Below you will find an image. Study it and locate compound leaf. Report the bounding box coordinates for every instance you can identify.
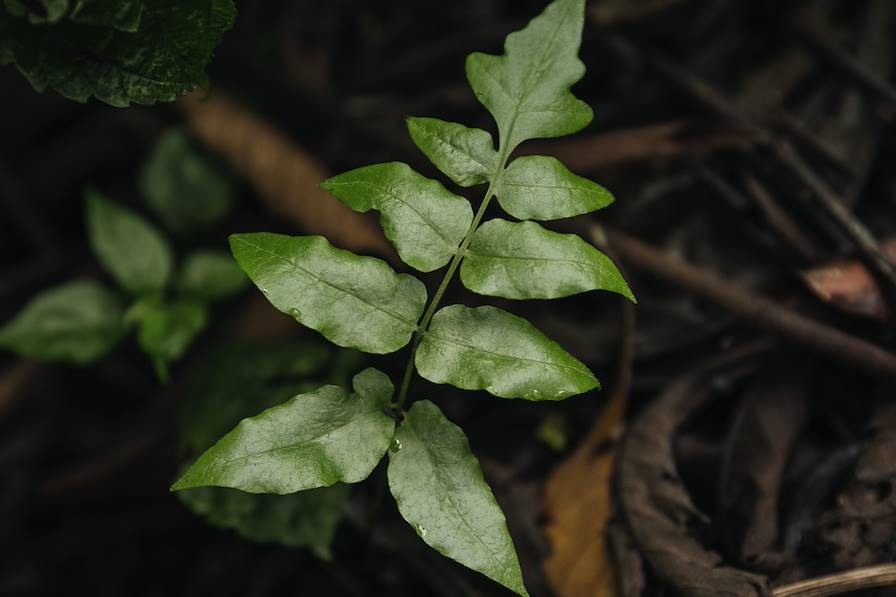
[139,129,235,234]
[406,117,498,187]
[322,162,473,272]
[497,156,614,220]
[132,298,207,381]
[465,0,591,153]
[461,219,634,301]
[3,0,235,106]
[388,400,528,596]
[416,304,598,400]
[0,280,125,364]
[86,190,173,296]
[171,368,396,494]
[178,251,248,301]
[230,233,426,354]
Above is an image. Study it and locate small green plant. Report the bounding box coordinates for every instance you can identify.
[0,0,235,106]
[171,0,634,594]
[0,130,245,379]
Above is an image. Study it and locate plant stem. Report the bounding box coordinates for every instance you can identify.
[393,156,508,409]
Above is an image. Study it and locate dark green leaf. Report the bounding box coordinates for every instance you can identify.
[70,0,143,31]
[86,190,173,295]
[3,0,235,106]
[178,343,349,559]
[465,0,590,153]
[230,233,426,354]
[416,304,598,400]
[388,400,528,596]
[0,280,124,364]
[171,368,397,494]
[179,485,349,560]
[461,219,634,301]
[497,156,614,220]
[133,299,207,381]
[178,251,248,301]
[406,117,498,187]
[321,162,473,272]
[139,129,235,233]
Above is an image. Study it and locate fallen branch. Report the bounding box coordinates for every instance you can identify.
[598,228,896,378]
[772,564,896,597]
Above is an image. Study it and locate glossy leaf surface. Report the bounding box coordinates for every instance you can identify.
[465,0,591,153]
[172,368,396,494]
[178,251,248,301]
[462,219,634,301]
[0,281,124,364]
[497,156,614,220]
[322,162,473,272]
[86,191,173,295]
[388,401,528,596]
[416,305,598,400]
[406,117,498,187]
[230,233,426,354]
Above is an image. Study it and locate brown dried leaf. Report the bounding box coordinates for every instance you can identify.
[543,304,634,597]
[801,239,896,322]
[177,91,393,258]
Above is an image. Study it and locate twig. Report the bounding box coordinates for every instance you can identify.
[774,142,896,292]
[794,22,896,106]
[741,173,821,263]
[772,564,896,597]
[599,228,896,379]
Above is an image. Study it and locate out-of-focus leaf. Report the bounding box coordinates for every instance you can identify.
[388,400,528,596]
[139,129,235,233]
[416,304,598,400]
[462,219,634,300]
[0,281,124,364]
[70,0,143,31]
[322,162,473,272]
[171,368,396,494]
[85,190,173,295]
[178,251,248,301]
[465,0,591,153]
[179,484,349,560]
[133,299,207,381]
[230,233,426,354]
[406,117,498,187]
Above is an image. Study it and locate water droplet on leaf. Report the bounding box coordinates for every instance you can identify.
[390,438,402,453]
[288,308,302,320]
[415,524,427,538]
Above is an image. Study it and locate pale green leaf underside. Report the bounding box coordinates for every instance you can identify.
[178,251,248,301]
[465,0,591,153]
[86,190,173,295]
[497,155,614,220]
[3,0,235,106]
[172,368,396,494]
[322,162,473,272]
[388,401,528,596]
[0,280,124,364]
[416,304,598,400]
[462,219,635,301]
[230,233,426,354]
[406,117,498,187]
[178,484,348,560]
[140,129,235,233]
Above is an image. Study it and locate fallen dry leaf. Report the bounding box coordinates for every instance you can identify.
[542,304,634,597]
[801,239,896,321]
[178,91,393,259]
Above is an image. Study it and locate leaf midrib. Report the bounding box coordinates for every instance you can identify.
[234,236,417,329]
